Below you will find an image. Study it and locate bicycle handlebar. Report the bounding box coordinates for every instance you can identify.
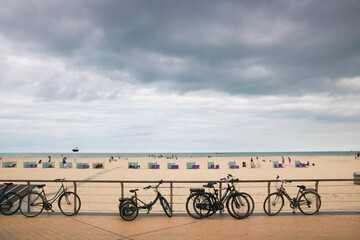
[55,178,66,182]
[276,175,291,184]
[143,180,163,190]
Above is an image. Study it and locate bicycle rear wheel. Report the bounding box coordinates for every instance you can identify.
[298,191,321,215]
[239,192,255,216]
[120,201,138,221]
[186,193,209,219]
[227,193,250,219]
[263,193,284,216]
[193,193,212,218]
[160,197,172,217]
[58,192,81,216]
[20,193,44,217]
[0,192,21,215]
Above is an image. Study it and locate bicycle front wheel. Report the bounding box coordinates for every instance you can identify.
[120,201,138,221]
[298,191,321,215]
[58,192,81,216]
[160,197,172,217]
[20,193,44,217]
[263,193,284,216]
[227,193,250,219]
[0,192,21,215]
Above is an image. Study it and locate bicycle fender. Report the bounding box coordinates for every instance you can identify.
[119,197,132,203]
[190,188,205,193]
[304,188,317,193]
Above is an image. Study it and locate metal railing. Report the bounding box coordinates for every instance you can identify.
[1,178,359,214]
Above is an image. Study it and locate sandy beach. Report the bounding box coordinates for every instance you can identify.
[1,155,359,213]
[1,155,359,180]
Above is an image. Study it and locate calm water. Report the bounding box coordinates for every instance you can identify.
[0,151,358,158]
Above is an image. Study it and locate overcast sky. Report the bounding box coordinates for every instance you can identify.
[0,0,359,153]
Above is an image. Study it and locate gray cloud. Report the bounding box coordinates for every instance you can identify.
[0,0,359,152]
[1,0,359,97]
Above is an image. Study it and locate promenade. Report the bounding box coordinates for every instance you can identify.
[1,212,359,240]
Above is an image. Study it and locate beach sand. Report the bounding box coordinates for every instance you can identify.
[1,155,359,213]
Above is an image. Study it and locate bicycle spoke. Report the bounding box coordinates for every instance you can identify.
[20,193,44,217]
[298,192,321,215]
[58,192,81,216]
[263,193,284,216]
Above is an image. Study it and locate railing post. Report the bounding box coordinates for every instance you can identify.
[267,181,271,213]
[219,182,222,200]
[73,181,77,212]
[73,181,77,195]
[315,180,319,209]
[170,182,173,211]
[121,182,124,198]
[219,182,223,214]
[27,181,31,212]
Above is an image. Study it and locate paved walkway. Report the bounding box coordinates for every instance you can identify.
[1,213,360,240]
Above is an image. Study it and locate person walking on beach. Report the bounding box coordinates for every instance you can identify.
[62,157,67,168]
[288,157,291,164]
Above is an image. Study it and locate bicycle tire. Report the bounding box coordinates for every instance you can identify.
[227,193,250,219]
[160,197,172,217]
[298,191,321,215]
[58,192,81,216]
[0,192,21,215]
[192,193,212,218]
[20,192,44,217]
[186,193,207,219]
[239,192,255,216]
[263,193,284,216]
[203,192,219,217]
[119,201,138,221]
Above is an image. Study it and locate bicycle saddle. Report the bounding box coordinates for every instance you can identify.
[4,183,13,186]
[297,185,306,190]
[130,189,139,193]
[36,184,46,188]
[203,182,217,188]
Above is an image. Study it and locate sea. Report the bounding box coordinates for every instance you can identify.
[0,151,358,159]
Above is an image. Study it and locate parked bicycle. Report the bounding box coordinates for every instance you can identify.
[0,183,21,215]
[119,180,172,221]
[20,178,81,217]
[263,175,321,216]
[186,174,252,219]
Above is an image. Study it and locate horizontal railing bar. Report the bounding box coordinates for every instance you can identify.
[0,178,356,183]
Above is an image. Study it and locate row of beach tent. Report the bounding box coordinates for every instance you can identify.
[128,161,262,169]
[1,161,104,169]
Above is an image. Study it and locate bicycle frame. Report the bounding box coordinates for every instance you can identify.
[130,187,163,213]
[206,183,233,209]
[36,182,67,205]
[276,181,306,207]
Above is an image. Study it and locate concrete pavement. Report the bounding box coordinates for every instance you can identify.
[1,213,360,240]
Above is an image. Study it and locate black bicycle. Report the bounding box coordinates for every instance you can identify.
[119,180,172,221]
[20,178,81,217]
[0,183,21,215]
[186,174,251,219]
[263,175,321,216]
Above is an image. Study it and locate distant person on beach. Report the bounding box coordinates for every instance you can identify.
[282,156,285,164]
[48,156,51,162]
[63,157,67,168]
[288,157,291,163]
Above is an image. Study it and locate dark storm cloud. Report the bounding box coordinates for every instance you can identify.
[1,0,359,96]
